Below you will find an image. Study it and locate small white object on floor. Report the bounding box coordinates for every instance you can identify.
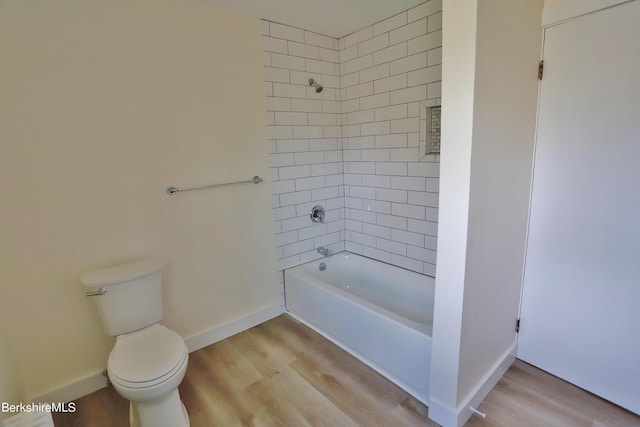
[2,411,55,427]
[469,406,487,418]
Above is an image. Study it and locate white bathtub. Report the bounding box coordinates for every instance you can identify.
[284,251,434,404]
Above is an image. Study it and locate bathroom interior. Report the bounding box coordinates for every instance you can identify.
[1,0,638,426]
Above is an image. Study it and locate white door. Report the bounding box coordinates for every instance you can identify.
[518,0,640,415]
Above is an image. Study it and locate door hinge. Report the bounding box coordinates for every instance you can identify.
[516,318,521,333]
[538,60,544,80]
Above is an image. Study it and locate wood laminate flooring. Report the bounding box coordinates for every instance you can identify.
[53,314,639,426]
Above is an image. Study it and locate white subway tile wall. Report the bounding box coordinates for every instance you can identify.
[263,21,346,282]
[262,0,441,285]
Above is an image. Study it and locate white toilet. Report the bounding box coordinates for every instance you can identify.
[81,259,190,427]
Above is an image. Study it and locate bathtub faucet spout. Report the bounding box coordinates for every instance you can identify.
[317,246,330,257]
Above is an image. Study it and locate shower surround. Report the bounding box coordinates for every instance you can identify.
[263,0,442,297]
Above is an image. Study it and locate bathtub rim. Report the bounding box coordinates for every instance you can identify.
[284,251,434,338]
[309,250,436,279]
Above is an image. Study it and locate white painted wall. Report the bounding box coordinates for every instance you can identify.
[0,0,280,401]
[429,0,477,422]
[0,331,25,421]
[459,0,543,405]
[429,1,543,426]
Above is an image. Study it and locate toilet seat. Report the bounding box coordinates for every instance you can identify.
[108,324,188,389]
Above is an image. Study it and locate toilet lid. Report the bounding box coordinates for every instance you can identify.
[108,325,187,384]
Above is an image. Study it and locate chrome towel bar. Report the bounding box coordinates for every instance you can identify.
[166,175,262,195]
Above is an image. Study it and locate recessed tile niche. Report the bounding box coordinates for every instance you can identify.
[420,102,441,159]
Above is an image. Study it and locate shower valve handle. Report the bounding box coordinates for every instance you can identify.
[310,205,325,224]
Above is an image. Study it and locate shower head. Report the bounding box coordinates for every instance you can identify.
[308,78,323,93]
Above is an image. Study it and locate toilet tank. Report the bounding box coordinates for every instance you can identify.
[81,259,166,336]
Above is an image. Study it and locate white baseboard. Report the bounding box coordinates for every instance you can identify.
[31,371,107,405]
[184,303,283,352]
[456,344,516,426]
[427,398,458,427]
[428,343,516,427]
[31,303,283,404]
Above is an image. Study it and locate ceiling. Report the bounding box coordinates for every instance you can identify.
[206,0,427,39]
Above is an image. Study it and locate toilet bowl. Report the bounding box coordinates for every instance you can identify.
[82,259,190,427]
[108,324,189,427]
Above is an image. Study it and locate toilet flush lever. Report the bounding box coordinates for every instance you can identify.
[85,287,107,297]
